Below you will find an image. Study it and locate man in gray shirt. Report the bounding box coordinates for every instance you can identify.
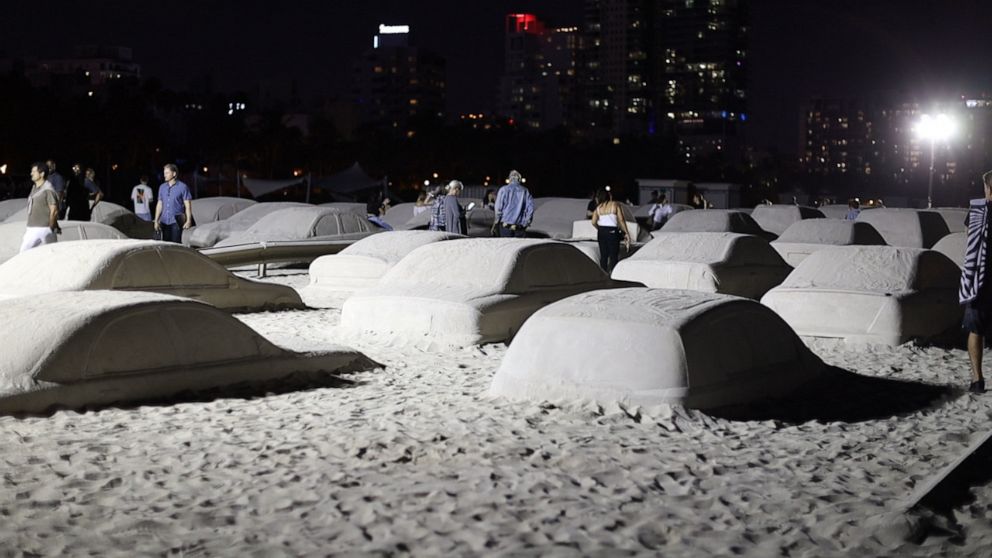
[20,162,60,252]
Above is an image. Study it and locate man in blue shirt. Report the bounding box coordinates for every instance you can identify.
[153,163,193,243]
[493,170,535,238]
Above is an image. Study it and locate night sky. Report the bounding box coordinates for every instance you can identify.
[3,1,992,154]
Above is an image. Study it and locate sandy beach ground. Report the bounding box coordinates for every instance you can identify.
[2,269,992,556]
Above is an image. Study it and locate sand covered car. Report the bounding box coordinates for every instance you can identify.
[191,196,257,225]
[0,291,362,414]
[89,201,156,239]
[749,204,824,236]
[529,198,635,239]
[186,201,311,247]
[304,231,464,298]
[0,239,303,311]
[932,231,965,268]
[855,208,949,248]
[660,209,776,240]
[771,219,886,266]
[611,232,791,299]
[760,246,962,345]
[341,238,629,345]
[0,220,127,264]
[932,207,968,234]
[0,198,27,221]
[491,288,823,410]
[213,206,382,247]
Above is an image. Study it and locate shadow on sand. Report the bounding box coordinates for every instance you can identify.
[710,366,954,424]
[18,354,385,418]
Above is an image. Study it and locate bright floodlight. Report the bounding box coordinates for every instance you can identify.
[914,113,955,141]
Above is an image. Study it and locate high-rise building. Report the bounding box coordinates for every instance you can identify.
[574,0,747,156]
[656,0,748,162]
[352,25,446,136]
[498,15,582,130]
[578,0,656,138]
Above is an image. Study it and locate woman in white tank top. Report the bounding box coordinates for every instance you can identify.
[590,188,631,272]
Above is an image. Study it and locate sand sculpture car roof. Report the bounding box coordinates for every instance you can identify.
[304,231,464,300]
[771,219,886,266]
[490,288,823,410]
[0,198,27,221]
[529,198,635,239]
[186,202,311,247]
[633,202,693,220]
[341,238,626,345]
[660,209,775,240]
[0,291,361,414]
[214,206,382,247]
[854,208,950,248]
[0,239,303,311]
[89,201,155,239]
[931,207,968,234]
[932,232,965,268]
[761,246,962,345]
[815,204,870,220]
[749,204,824,236]
[611,232,791,299]
[191,197,257,225]
[0,220,128,264]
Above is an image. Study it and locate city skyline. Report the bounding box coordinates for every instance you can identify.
[2,1,992,154]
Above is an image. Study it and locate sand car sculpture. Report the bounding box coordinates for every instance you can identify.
[749,204,824,236]
[191,196,257,225]
[611,232,792,299]
[0,198,27,222]
[0,291,362,414]
[491,288,824,410]
[770,219,886,267]
[932,232,965,268]
[213,206,382,247]
[341,238,630,345]
[304,231,464,300]
[0,220,127,264]
[660,209,776,241]
[186,201,311,247]
[932,207,968,235]
[0,239,303,311]
[529,198,635,239]
[760,246,962,346]
[855,208,949,248]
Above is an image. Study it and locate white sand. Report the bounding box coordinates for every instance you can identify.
[0,268,990,555]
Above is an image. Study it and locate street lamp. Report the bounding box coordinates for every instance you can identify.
[913,113,955,208]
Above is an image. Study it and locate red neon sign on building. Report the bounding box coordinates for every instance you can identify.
[506,13,545,34]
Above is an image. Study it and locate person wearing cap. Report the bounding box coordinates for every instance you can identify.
[493,170,535,238]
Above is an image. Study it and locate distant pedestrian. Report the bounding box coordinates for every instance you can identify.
[960,170,992,393]
[591,188,631,272]
[131,175,154,221]
[84,168,103,213]
[153,164,192,243]
[428,186,447,231]
[441,180,466,235]
[45,159,65,217]
[65,163,102,221]
[493,170,535,238]
[845,199,861,220]
[649,194,673,231]
[20,162,60,252]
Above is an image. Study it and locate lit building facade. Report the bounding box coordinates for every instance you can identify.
[352,25,446,135]
[498,15,582,130]
[802,95,992,204]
